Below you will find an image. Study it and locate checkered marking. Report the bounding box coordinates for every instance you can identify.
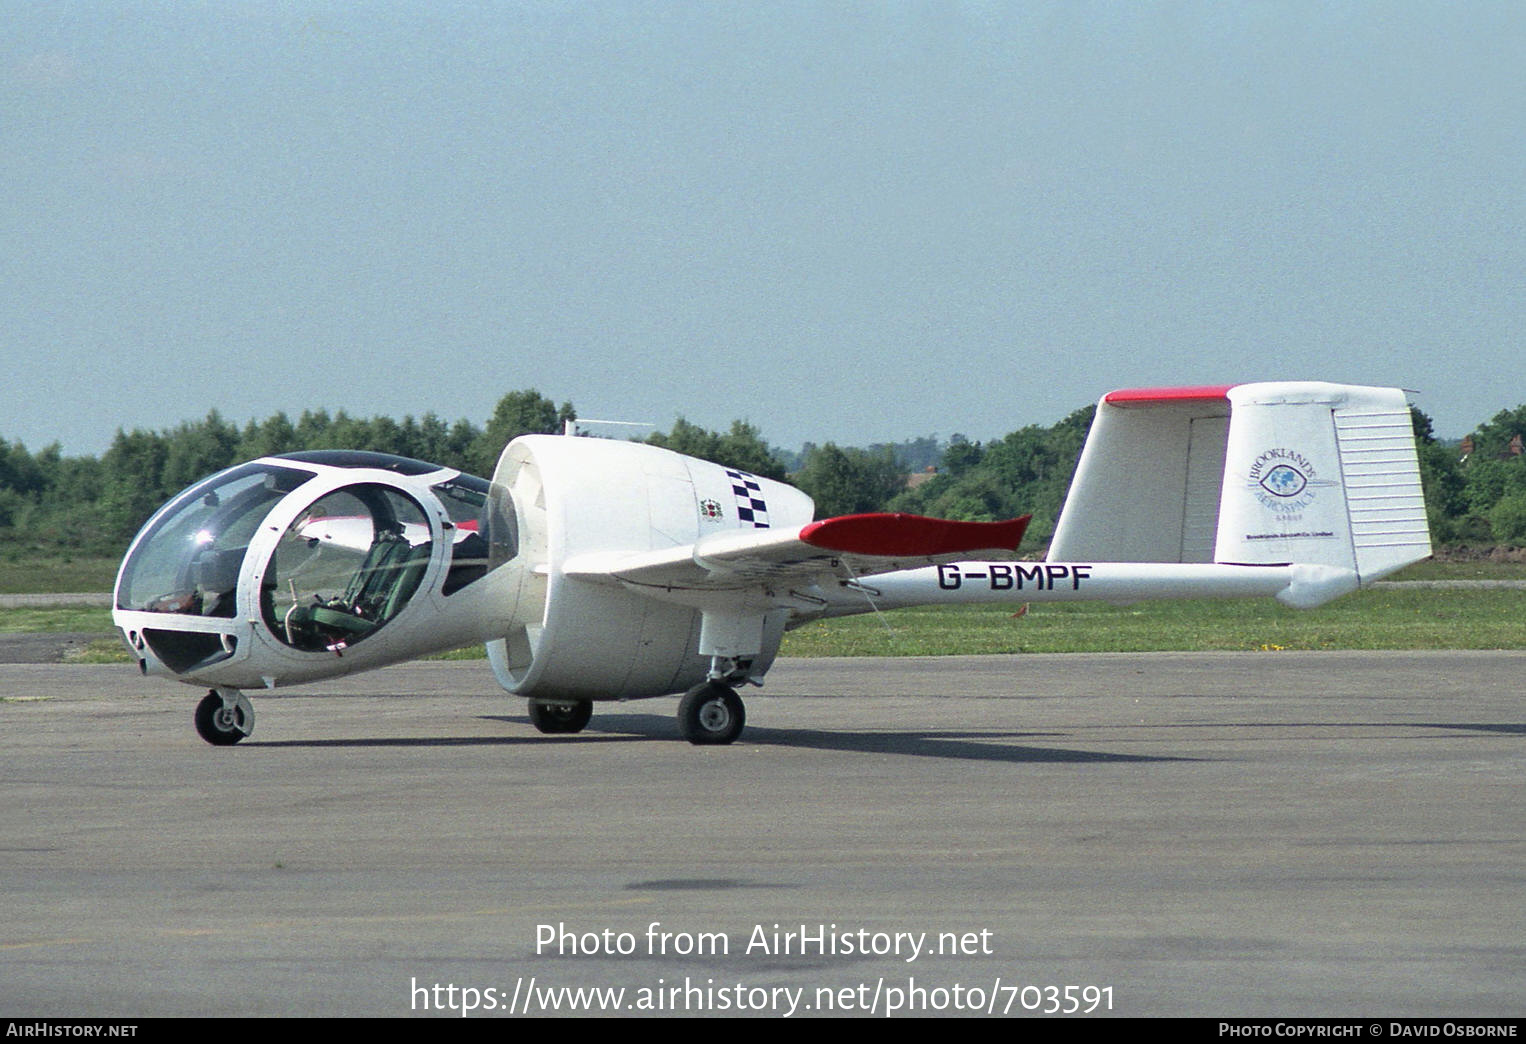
[726,468,770,528]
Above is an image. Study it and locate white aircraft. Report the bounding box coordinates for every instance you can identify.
[113,381,1431,747]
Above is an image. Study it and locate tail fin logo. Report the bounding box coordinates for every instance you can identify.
[1259,463,1308,498]
[1246,448,1336,517]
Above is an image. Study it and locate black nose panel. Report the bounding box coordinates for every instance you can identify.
[141,629,237,674]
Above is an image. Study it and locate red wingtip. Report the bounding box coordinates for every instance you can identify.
[800,513,1030,557]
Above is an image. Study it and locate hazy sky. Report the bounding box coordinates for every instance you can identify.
[4,1,1523,458]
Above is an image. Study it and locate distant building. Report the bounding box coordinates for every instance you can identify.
[1458,433,1523,462]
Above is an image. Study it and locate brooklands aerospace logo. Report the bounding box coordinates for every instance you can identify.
[1261,463,1307,498]
[1246,448,1332,515]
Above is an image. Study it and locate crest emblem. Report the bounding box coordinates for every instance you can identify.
[699,498,724,522]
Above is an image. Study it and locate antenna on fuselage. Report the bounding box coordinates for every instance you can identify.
[563,418,655,438]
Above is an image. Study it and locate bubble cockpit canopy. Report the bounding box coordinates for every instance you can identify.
[116,452,516,673]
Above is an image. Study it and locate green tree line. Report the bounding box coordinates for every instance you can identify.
[2,391,1524,558]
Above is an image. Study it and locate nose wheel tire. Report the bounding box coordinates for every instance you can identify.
[528,700,593,734]
[677,682,745,745]
[194,689,253,746]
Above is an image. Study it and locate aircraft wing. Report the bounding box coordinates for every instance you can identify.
[561,513,1030,593]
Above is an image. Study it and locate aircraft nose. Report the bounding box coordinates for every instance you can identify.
[114,460,320,680]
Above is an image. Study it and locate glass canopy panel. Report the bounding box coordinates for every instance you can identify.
[261,483,434,651]
[431,474,515,595]
[117,462,316,618]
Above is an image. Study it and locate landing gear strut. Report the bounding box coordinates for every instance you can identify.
[194,688,254,746]
[528,700,593,734]
[677,682,746,745]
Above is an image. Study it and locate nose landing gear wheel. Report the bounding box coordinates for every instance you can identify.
[528,700,593,734]
[677,682,745,745]
[194,689,253,746]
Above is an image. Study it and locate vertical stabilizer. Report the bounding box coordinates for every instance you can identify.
[1048,386,1233,564]
[1214,382,1430,582]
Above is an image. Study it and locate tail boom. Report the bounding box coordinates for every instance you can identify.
[851,560,1360,611]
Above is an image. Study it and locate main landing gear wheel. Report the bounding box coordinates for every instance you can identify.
[194,689,253,746]
[677,682,746,746]
[528,700,593,735]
